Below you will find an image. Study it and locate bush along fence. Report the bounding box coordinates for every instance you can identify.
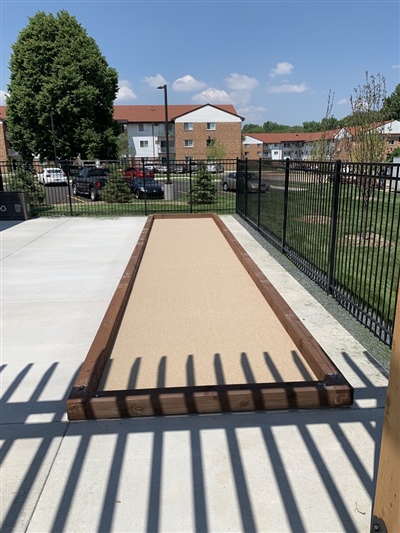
[0,159,238,217]
[237,158,400,346]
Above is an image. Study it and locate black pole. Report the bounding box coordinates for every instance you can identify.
[282,158,290,254]
[164,86,171,184]
[327,159,341,294]
[50,111,58,163]
[158,85,171,184]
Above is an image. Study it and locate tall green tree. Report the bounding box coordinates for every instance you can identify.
[6,10,119,161]
[382,83,400,121]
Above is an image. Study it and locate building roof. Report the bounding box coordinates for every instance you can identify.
[113,104,242,123]
[0,103,241,124]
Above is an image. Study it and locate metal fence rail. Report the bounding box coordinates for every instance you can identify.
[0,159,237,217]
[237,158,400,346]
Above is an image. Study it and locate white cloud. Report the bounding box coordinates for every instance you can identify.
[142,74,167,89]
[172,75,207,92]
[229,91,252,106]
[115,80,137,102]
[237,105,267,123]
[225,73,259,92]
[192,87,230,104]
[267,83,310,94]
[269,62,294,78]
[337,98,348,105]
[0,90,9,105]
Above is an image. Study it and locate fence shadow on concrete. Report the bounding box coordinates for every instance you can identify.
[0,353,386,533]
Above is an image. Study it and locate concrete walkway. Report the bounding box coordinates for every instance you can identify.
[1,215,388,532]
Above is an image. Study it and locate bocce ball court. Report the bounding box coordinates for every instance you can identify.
[66,214,353,420]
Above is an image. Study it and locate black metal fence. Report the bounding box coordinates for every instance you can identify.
[237,158,400,346]
[2,156,400,346]
[0,159,238,217]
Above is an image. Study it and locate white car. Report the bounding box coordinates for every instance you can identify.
[38,167,68,185]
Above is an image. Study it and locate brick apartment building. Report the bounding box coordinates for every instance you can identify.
[113,103,244,163]
[243,121,400,162]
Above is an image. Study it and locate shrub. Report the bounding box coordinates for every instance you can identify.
[101,171,131,203]
[6,168,46,206]
[187,163,217,204]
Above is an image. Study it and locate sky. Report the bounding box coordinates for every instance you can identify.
[0,0,399,126]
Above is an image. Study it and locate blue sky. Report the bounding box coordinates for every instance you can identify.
[0,0,399,126]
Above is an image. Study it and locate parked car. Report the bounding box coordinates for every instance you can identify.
[123,167,154,179]
[171,164,185,174]
[207,163,224,173]
[72,167,110,201]
[221,172,269,192]
[129,178,164,199]
[37,167,68,185]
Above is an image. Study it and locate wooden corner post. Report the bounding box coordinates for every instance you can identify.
[371,284,400,532]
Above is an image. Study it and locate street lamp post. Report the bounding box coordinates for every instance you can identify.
[157,84,171,185]
[50,111,58,164]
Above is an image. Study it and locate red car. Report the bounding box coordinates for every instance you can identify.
[122,166,154,179]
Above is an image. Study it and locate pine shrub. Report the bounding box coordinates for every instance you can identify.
[187,163,217,204]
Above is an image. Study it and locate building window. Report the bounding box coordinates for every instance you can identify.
[245,144,249,147]
[244,151,249,157]
[140,140,149,148]
[139,123,147,132]
[206,137,215,146]
[207,122,216,130]
[185,139,193,147]
[184,123,193,131]
[257,151,262,156]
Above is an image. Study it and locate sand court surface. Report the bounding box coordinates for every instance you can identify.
[99,217,316,390]
[67,214,353,419]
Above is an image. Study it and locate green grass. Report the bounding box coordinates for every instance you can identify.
[240,181,400,333]
[33,192,236,217]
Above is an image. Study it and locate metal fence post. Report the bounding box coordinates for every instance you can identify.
[327,159,341,294]
[141,157,148,215]
[281,158,290,254]
[257,158,262,229]
[188,160,193,213]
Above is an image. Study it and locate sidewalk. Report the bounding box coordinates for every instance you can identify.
[1,215,388,532]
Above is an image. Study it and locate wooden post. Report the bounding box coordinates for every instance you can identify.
[371,285,400,532]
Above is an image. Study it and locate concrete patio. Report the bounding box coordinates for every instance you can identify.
[1,215,389,532]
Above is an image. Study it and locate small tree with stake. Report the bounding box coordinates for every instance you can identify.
[100,171,131,203]
[187,163,217,205]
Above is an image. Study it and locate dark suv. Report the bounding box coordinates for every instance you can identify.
[72,167,110,201]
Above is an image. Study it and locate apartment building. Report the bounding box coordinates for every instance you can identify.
[243,121,400,162]
[113,103,243,163]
